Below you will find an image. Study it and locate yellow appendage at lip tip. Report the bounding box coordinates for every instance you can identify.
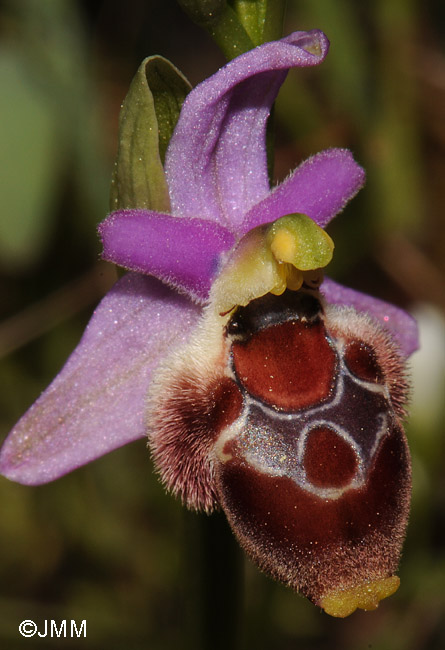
[320,576,400,618]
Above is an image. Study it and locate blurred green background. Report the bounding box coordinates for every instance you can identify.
[0,1,444,648]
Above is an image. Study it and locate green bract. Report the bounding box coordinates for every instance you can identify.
[110,56,191,212]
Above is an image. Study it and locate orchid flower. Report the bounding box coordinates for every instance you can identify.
[0,30,418,617]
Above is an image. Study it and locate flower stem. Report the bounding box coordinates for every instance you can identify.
[177,0,288,60]
[184,509,244,650]
[230,0,287,45]
[176,0,255,60]
[262,0,287,43]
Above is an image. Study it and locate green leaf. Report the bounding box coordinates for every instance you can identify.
[110,56,191,213]
[2,0,112,243]
[0,47,62,271]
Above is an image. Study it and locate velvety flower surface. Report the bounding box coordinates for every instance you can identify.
[0,30,419,616]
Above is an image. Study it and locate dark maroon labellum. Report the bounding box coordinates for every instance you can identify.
[149,288,411,615]
[217,290,411,612]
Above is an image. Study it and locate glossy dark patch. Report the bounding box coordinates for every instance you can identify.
[226,290,322,339]
[231,374,391,488]
[303,427,358,488]
[150,375,243,512]
[231,319,337,411]
[168,375,243,441]
[217,425,411,602]
[344,341,384,384]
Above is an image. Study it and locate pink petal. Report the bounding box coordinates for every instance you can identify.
[321,277,419,357]
[99,210,235,303]
[166,30,329,230]
[0,274,202,485]
[240,149,365,234]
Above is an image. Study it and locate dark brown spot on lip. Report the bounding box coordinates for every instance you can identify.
[231,320,337,411]
[210,376,245,432]
[221,428,408,551]
[303,426,358,488]
[344,340,384,384]
[216,425,411,602]
[149,374,243,512]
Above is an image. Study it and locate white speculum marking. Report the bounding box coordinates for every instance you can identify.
[213,337,394,501]
[295,413,388,500]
